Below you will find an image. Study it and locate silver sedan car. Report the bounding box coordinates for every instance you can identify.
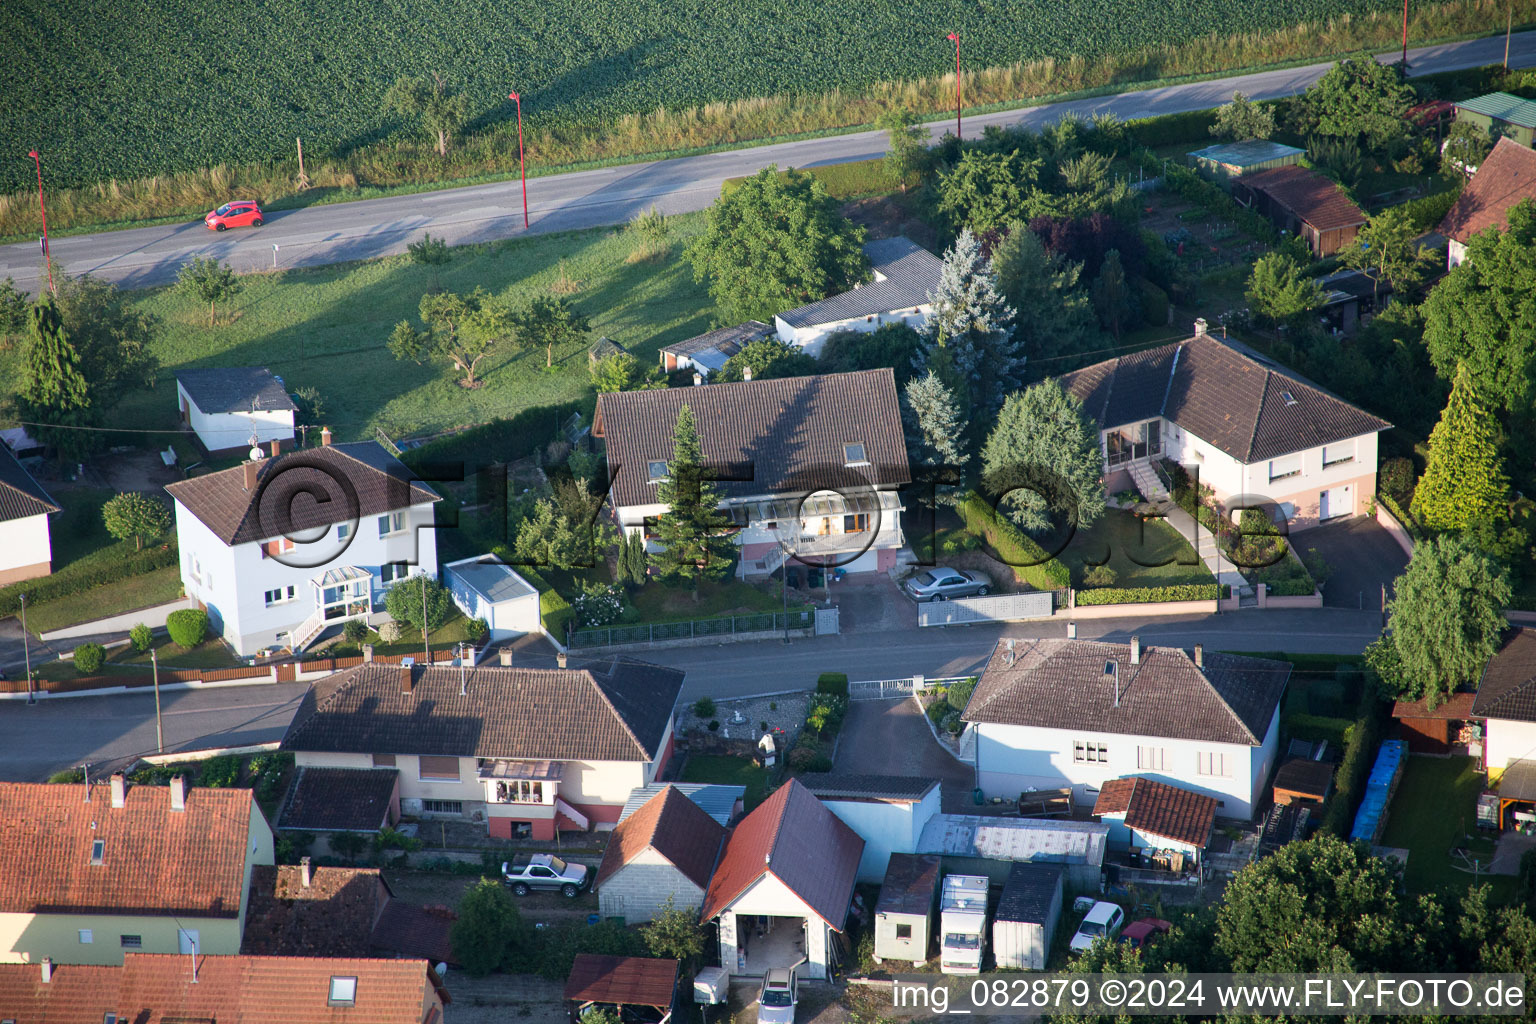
[903,567,991,602]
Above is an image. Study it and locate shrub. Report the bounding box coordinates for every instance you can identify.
[816,673,848,698]
[788,747,832,772]
[328,831,370,862]
[464,617,490,644]
[378,620,405,643]
[72,642,106,674]
[1379,456,1415,504]
[1075,584,1222,605]
[198,754,242,788]
[1082,564,1118,588]
[571,581,626,627]
[129,622,153,652]
[708,720,720,732]
[1138,279,1169,327]
[1396,183,1464,233]
[165,608,209,648]
[955,492,1070,591]
[926,699,949,725]
[946,677,976,714]
[806,693,848,736]
[692,697,716,719]
[342,619,369,643]
[0,543,178,618]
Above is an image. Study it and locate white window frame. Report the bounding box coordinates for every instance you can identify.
[377,511,407,537]
[1137,746,1167,771]
[1197,751,1232,777]
[379,560,410,585]
[844,442,869,467]
[1322,440,1356,467]
[1072,740,1109,764]
[647,460,668,483]
[1268,453,1302,482]
[78,929,93,944]
[90,839,105,865]
[264,584,296,607]
[328,976,358,1007]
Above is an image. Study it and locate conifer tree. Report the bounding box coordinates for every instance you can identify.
[649,405,736,597]
[915,229,1021,421]
[15,296,94,461]
[1412,364,1510,531]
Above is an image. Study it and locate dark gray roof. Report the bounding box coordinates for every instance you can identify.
[0,442,59,523]
[279,767,399,832]
[776,237,942,329]
[446,559,537,604]
[1317,268,1390,305]
[660,321,772,358]
[176,367,298,414]
[1059,333,1391,463]
[875,853,941,916]
[995,862,1064,924]
[964,639,1291,746]
[1472,628,1536,724]
[798,773,938,803]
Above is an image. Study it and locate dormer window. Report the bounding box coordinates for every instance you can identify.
[843,443,868,467]
[90,839,104,866]
[647,461,669,483]
[1281,391,1298,406]
[328,976,358,1007]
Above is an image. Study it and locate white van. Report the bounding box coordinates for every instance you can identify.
[1069,901,1125,954]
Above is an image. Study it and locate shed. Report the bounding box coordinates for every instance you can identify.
[1188,140,1305,182]
[916,814,1107,889]
[992,862,1064,971]
[1454,92,1536,148]
[1392,691,1483,756]
[1092,777,1216,868]
[659,321,771,377]
[620,782,745,827]
[1272,757,1336,806]
[595,785,725,923]
[443,555,541,640]
[1236,165,1368,255]
[589,336,627,365]
[873,853,940,965]
[565,954,679,1022]
[175,366,298,455]
[798,773,941,882]
[1316,267,1392,336]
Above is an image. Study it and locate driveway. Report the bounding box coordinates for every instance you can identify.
[834,696,974,813]
[830,575,914,633]
[1295,516,1410,610]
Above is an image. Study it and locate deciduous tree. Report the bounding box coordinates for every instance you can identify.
[389,288,515,387]
[450,879,525,977]
[1413,364,1510,531]
[875,107,927,189]
[1246,251,1326,324]
[512,480,614,570]
[510,294,590,370]
[1210,91,1277,140]
[177,255,242,327]
[935,149,1042,233]
[50,269,158,410]
[818,323,922,387]
[383,573,455,637]
[590,352,664,393]
[649,405,737,596]
[642,896,708,965]
[916,229,1022,420]
[990,223,1103,372]
[981,380,1105,533]
[714,337,816,383]
[384,73,469,157]
[1342,206,1439,294]
[1295,53,1414,150]
[102,492,171,550]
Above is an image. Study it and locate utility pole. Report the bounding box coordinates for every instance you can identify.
[1402,0,1410,65]
[295,137,311,190]
[151,647,164,754]
[1506,4,1514,68]
[21,593,32,705]
[421,576,431,663]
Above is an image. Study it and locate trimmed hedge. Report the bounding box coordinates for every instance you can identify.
[0,544,178,619]
[1128,109,1218,147]
[816,672,849,698]
[1396,183,1463,233]
[1377,493,1424,542]
[1320,683,1389,838]
[165,608,209,648]
[955,492,1070,591]
[401,398,593,472]
[1075,583,1222,606]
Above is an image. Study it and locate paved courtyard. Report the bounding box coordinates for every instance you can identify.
[834,696,974,812]
[1295,516,1410,610]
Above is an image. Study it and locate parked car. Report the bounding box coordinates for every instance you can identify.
[1069,901,1125,953]
[501,853,589,897]
[756,966,798,1024]
[903,566,991,602]
[1120,918,1172,949]
[204,200,264,231]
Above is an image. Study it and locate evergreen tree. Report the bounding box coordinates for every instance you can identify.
[903,371,969,472]
[981,380,1106,533]
[15,296,94,462]
[990,223,1103,373]
[1089,248,1131,340]
[1412,364,1510,531]
[617,530,648,586]
[649,405,737,596]
[915,229,1021,421]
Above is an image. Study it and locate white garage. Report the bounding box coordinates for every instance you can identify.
[444,556,541,641]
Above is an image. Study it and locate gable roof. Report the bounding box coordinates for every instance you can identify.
[1242,165,1369,231]
[1092,777,1218,849]
[1059,332,1391,463]
[0,780,257,919]
[797,773,938,803]
[995,861,1064,924]
[281,659,684,762]
[0,440,60,523]
[595,785,725,889]
[620,782,745,826]
[1187,139,1305,169]
[1471,628,1536,723]
[165,442,439,546]
[279,767,399,832]
[700,778,864,927]
[595,369,909,508]
[370,900,458,965]
[964,639,1290,746]
[777,236,943,329]
[241,865,390,957]
[1439,137,1536,243]
[176,366,299,415]
[1456,91,1536,129]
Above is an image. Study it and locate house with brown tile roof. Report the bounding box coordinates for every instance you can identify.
[595,785,725,924]
[594,369,910,578]
[280,658,685,841]
[0,774,274,966]
[701,778,864,980]
[964,636,1291,820]
[241,862,392,958]
[1471,627,1536,780]
[165,436,441,656]
[1059,323,1390,531]
[0,440,60,586]
[1235,164,1368,255]
[1092,777,1218,865]
[1439,137,1536,267]
[0,952,448,1023]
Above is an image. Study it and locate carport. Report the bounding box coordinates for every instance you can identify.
[1297,516,1409,609]
[565,954,679,1024]
[1498,760,1536,832]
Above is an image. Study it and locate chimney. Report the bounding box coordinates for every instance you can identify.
[692,372,703,387]
[400,660,415,694]
[320,426,333,446]
[41,958,53,984]
[169,774,187,812]
[1194,643,1204,669]
[242,460,260,492]
[270,438,281,457]
[1130,635,1141,665]
[301,856,313,888]
[742,365,753,382]
[1193,317,1208,337]
[556,651,568,669]
[499,649,514,667]
[1067,622,1077,639]
[362,643,374,663]
[109,773,126,809]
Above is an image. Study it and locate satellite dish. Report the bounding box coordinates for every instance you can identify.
[249,446,265,461]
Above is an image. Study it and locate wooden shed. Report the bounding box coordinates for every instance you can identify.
[1392,692,1483,756]
[565,954,679,1021]
[873,853,940,965]
[1235,165,1368,256]
[1272,757,1336,806]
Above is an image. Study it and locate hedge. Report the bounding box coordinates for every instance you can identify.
[1284,712,1354,750]
[816,672,849,698]
[518,567,573,639]
[1320,683,1389,838]
[955,492,1070,591]
[1264,578,1317,597]
[0,544,178,619]
[1396,182,1463,233]
[401,398,593,472]
[1075,583,1222,606]
[1377,492,1424,542]
[1128,109,1218,148]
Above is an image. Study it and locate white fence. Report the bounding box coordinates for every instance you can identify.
[847,675,971,700]
[917,591,1055,627]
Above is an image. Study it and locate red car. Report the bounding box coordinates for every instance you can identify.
[204,200,264,231]
[1120,918,1172,950]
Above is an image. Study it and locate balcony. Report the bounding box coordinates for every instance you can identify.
[479,760,562,805]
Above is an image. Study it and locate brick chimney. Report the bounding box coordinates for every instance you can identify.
[320,426,333,446]
[169,774,187,812]
[301,856,313,888]
[1130,635,1141,666]
[41,958,53,984]
[242,460,260,492]
[270,438,281,457]
[499,649,513,667]
[556,651,568,669]
[1193,317,1208,337]
[109,773,126,809]
[1194,643,1204,669]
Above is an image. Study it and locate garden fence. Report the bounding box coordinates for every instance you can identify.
[568,608,814,649]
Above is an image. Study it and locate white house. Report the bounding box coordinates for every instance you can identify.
[595,369,911,577]
[1472,627,1536,779]
[1091,776,1217,868]
[175,367,298,455]
[595,785,725,923]
[658,321,773,378]
[1060,323,1391,531]
[279,657,685,840]
[702,778,864,980]
[774,237,942,356]
[0,442,59,585]
[963,637,1291,820]
[165,438,439,656]
[798,773,940,882]
[1438,137,1536,268]
[443,556,541,641]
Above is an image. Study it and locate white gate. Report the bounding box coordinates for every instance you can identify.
[918,590,1055,627]
[815,606,840,635]
[847,674,972,700]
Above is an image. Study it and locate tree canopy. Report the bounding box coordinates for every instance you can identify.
[590,352,664,393]
[383,573,456,636]
[875,106,927,189]
[1413,364,1510,531]
[903,370,969,474]
[177,255,242,328]
[650,405,737,594]
[990,223,1103,373]
[389,287,516,387]
[450,878,526,977]
[102,492,171,550]
[818,323,922,387]
[15,296,95,462]
[384,73,470,157]
[1342,206,1440,294]
[1295,52,1414,150]
[714,336,817,383]
[981,379,1105,534]
[513,480,615,570]
[916,229,1022,421]
[1210,92,1276,141]
[50,269,158,408]
[934,149,1042,234]
[1246,250,1326,324]
[510,295,590,370]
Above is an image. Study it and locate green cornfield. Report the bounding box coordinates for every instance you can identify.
[3,0,1420,192]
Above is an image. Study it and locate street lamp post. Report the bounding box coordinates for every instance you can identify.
[26,151,54,294]
[20,593,32,705]
[1402,0,1410,65]
[151,647,164,754]
[945,34,962,139]
[508,92,529,229]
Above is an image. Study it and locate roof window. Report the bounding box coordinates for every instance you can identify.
[1281,391,1298,406]
[844,442,868,466]
[90,839,104,866]
[647,460,668,482]
[328,976,358,1006]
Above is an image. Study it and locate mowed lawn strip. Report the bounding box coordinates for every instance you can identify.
[1380,755,1514,901]
[1056,508,1215,587]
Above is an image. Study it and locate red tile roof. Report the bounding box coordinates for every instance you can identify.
[1392,691,1482,721]
[371,900,458,965]
[0,962,121,1021]
[564,954,679,1009]
[241,865,391,956]
[1093,777,1217,849]
[1243,165,1368,232]
[1438,137,1536,243]
[0,780,258,917]
[595,784,724,889]
[700,778,864,928]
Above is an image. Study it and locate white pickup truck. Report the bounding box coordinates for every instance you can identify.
[939,874,990,974]
[501,853,589,897]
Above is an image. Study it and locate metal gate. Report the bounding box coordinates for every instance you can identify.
[815,606,840,635]
[848,674,972,700]
[918,590,1055,627]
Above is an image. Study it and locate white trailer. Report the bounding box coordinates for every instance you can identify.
[939,874,989,975]
[992,862,1064,970]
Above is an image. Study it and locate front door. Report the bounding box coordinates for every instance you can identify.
[1319,489,1329,521]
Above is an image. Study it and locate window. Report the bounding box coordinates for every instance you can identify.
[90,839,105,865]
[372,753,397,767]
[1268,453,1302,481]
[421,799,464,815]
[647,460,669,482]
[178,929,200,955]
[843,513,869,533]
[896,923,913,939]
[379,561,409,585]
[265,536,295,557]
[337,522,351,541]
[264,585,296,607]
[1137,746,1167,771]
[1072,741,1109,764]
[378,511,407,537]
[328,976,358,1007]
[495,779,545,803]
[844,442,868,466]
[1280,390,1298,406]
[418,755,461,781]
[120,934,142,949]
[1322,440,1355,467]
[78,929,93,944]
[1197,752,1231,777]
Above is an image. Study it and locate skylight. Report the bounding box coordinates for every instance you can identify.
[844,442,868,466]
[328,976,358,1006]
[647,460,668,482]
[90,839,104,866]
[1281,391,1298,406]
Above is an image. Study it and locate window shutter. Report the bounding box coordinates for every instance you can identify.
[418,755,460,780]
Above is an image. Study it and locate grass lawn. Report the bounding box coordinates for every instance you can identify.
[110,637,242,670]
[15,215,717,444]
[681,754,771,810]
[23,566,184,636]
[1380,756,1515,902]
[628,576,786,623]
[325,612,474,659]
[1054,508,1213,589]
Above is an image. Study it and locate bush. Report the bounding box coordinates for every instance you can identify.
[1137,279,1169,327]
[342,619,369,643]
[129,622,153,653]
[1129,109,1218,147]
[72,642,106,674]
[788,747,833,772]
[535,920,644,981]
[464,617,490,644]
[198,754,242,788]
[806,693,848,736]
[946,677,976,714]
[955,492,1070,591]
[1075,583,1222,605]
[328,830,370,862]
[1396,183,1464,233]
[378,620,405,643]
[165,608,209,648]
[816,673,849,698]
[0,542,178,619]
[1379,456,1415,505]
[708,720,720,732]
[692,696,716,719]
[1082,564,1118,588]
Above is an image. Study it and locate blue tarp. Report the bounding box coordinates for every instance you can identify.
[1350,741,1407,842]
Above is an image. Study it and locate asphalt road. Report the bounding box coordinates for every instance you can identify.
[0,606,1382,781]
[6,31,1535,296]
